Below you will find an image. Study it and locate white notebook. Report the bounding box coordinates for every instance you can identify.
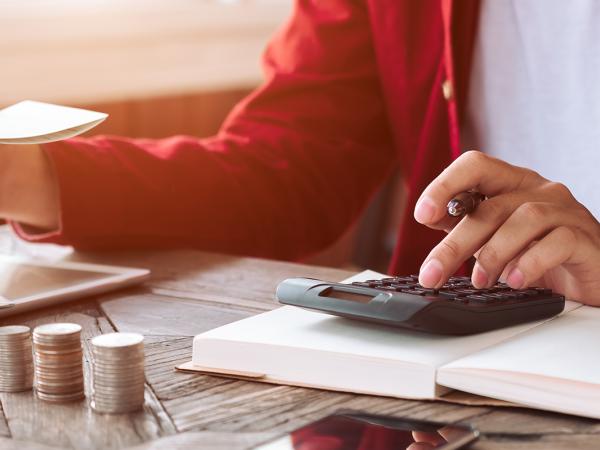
[0,100,107,144]
[181,271,600,419]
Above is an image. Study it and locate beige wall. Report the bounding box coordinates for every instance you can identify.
[1,0,292,106]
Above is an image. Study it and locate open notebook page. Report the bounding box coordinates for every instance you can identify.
[190,270,577,399]
[438,304,598,418]
[0,100,107,144]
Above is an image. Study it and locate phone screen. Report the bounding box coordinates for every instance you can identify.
[255,413,478,450]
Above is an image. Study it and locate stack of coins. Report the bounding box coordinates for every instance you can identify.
[0,325,33,392]
[91,332,145,414]
[33,323,84,402]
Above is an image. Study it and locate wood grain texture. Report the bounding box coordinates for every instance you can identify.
[0,302,176,449]
[0,400,10,438]
[0,250,599,449]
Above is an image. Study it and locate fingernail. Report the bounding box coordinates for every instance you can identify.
[507,268,525,289]
[472,264,489,288]
[419,259,443,287]
[414,197,436,223]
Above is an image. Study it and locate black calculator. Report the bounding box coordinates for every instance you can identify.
[276,275,565,335]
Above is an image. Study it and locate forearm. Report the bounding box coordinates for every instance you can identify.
[0,144,60,230]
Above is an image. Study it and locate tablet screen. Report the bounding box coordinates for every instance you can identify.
[0,261,110,300]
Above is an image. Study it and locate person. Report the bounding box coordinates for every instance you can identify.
[1,0,599,305]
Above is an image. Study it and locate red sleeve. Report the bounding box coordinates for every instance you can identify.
[15,0,395,261]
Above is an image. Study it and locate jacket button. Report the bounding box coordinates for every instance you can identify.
[442,79,454,101]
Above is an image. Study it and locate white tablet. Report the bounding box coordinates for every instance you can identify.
[0,255,150,317]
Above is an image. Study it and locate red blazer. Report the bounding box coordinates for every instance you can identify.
[16,0,479,275]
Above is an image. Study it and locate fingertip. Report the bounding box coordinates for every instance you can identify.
[414,197,437,224]
[471,264,489,289]
[507,267,525,289]
[419,259,443,287]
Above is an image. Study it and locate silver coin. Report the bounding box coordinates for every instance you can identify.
[0,343,31,350]
[35,371,83,380]
[94,377,144,384]
[93,366,144,374]
[33,343,82,352]
[0,351,32,357]
[93,383,145,392]
[36,390,85,403]
[92,398,145,408]
[91,401,144,414]
[32,323,84,403]
[88,332,147,414]
[0,370,34,378]
[93,373,145,381]
[0,385,33,393]
[92,393,145,403]
[34,354,82,364]
[0,358,33,365]
[0,325,30,337]
[33,323,82,336]
[91,332,143,348]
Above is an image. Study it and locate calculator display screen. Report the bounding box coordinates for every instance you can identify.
[324,289,373,304]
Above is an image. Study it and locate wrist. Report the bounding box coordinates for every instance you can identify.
[0,144,60,230]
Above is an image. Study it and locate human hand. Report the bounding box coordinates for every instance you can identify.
[414,151,600,306]
[408,426,460,450]
[0,143,59,230]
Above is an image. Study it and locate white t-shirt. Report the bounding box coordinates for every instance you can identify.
[462,0,600,219]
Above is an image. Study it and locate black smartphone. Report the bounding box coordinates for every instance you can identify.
[254,411,479,450]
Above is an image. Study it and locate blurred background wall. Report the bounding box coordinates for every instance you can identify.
[1,0,403,272]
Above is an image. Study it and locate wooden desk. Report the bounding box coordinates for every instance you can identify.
[0,250,598,449]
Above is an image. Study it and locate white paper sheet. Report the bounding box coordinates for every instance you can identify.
[190,270,574,399]
[0,100,107,144]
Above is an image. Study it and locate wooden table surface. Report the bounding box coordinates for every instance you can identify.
[0,250,598,450]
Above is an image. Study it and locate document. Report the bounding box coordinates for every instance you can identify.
[0,100,107,144]
[181,271,600,420]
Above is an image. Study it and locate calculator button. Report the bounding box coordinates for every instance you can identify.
[454,288,479,295]
[522,290,540,297]
[418,288,439,295]
[377,286,399,292]
[465,294,492,303]
[484,293,507,302]
[383,285,405,291]
[401,289,427,296]
[394,277,415,283]
[439,290,465,298]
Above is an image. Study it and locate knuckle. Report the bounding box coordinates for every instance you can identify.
[477,199,506,221]
[544,181,573,199]
[436,177,454,195]
[477,244,501,270]
[518,168,544,188]
[438,237,463,260]
[461,150,487,166]
[518,252,542,275]
[555,225,577,245]
[516,202,546,222]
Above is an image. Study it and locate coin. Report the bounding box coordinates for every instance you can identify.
[90,332,145,414]
[0,325,33,392]
[32,323,84,403]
